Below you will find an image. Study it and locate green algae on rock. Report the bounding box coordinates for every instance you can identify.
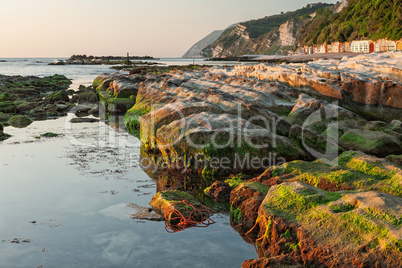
[251,181,402,267]
[8,115,33,128]
[40,132,60,138]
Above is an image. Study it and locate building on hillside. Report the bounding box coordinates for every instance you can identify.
[388,41,396,51]
[328,44,333,53]
[332,42,340,53]
[314,46,319,54]
[374,39,389,52]
[397,40,402,50]
[344,42,351,52]
[339,43,345,52]
[319,44,328,53]
[350,40,375,53]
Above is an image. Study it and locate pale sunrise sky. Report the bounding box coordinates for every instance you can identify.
[0,0,338,58]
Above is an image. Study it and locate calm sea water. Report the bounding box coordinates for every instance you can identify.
[0,58,238,89]
[0,59,256,267]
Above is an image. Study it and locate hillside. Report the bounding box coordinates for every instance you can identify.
[297,0,402,46]
[199,3,333,57]
[182,30,224,58]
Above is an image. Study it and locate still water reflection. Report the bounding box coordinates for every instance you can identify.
[0,117,256,268]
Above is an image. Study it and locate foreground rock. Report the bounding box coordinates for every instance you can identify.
[91,55,402,264]
[149,190,213,226]
[251,182,402,267]
[8,115,33,128]
[0,122,10,140]
[231,51,402,121]
[96,53,401,175]
[227,151,402,267]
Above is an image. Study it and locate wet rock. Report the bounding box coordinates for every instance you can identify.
[242,255,302,268]
[78,91,98,103]
[205,180,231,201]
[340,129,402,157]
[230,182,269,233]
[8,115,33,128]
[88,105,100,116]
[40,132,59,138]
[0,112,11,124]
[363,120,388,131]
[289,124,341,160]
[93,73,143,115]
[0,74,72,121]
[149,190,212,225]
[287,94,360,125]
[17,102,35,113]
[127,203,164,221]
[231,54,402,113]
[0,122,9,140]
[45,90,69,103]
[69,104,95,117]
[0,101,17,114]
[385,155,402,167]
[251,181,402,267]
[70,117,99,123]
[246,169,282,188]
[391,120,402,129]
[106,98,135,114]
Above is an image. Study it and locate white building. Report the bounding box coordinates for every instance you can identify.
[350,40,371,53]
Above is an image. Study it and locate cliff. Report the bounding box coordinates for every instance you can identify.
[185,0,401,57]
[182,30,224,58]
[198,3,333,57]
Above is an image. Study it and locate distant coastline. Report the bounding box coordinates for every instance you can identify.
[49,54,160,65]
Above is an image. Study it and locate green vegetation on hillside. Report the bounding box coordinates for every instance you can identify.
[243,3,333,39]
[202,3,333,57]
[297,0,402,46]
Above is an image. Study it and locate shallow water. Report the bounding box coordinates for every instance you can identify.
[0,117,256,267]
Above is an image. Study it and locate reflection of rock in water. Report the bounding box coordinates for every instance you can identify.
[127,203,164,221]
[65,121,141,182]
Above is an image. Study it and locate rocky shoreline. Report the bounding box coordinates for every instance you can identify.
[2,51,401,267]
[94,51,402,267]
[49,54,159,65]
[0,74,100,137]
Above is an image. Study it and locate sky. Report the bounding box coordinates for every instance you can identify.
[0,0,338,58]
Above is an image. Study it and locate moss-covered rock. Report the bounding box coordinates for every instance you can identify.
[70,117,99,123]
[340,129,402,157]
[149,190,212,225]
[0,112,11,125]
[0,93,14,102]
[254,181,402,267]
[8,115,33,128]
[259,151,402,197]
[0,101,17,114]
[107,98,135,114]
[45,90,69,103]
[386,155,402,167]
[230,182,270,232]
[40,132,59,137]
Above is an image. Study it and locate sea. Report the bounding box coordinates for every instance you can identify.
[0,58,256,267]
